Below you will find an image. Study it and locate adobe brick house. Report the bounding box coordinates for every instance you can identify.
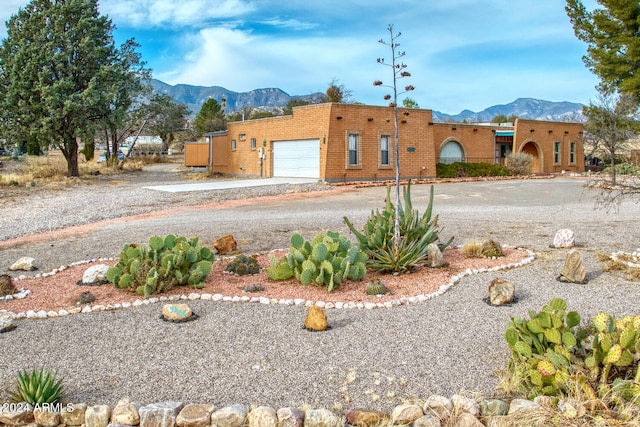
[190,103,584,181]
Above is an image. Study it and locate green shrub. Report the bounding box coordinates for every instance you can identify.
[603,163,640,176]
[344,182,453,273]
[107,234,215,297]
[266,231,367,292]
[436,162,510,178]
[504,298,640,404]
[10,368,63,405]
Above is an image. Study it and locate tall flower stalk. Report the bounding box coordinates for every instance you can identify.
[374,24,415,247]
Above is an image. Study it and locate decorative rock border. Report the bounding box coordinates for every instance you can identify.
[5,249,536,321]
[0,393,589,427]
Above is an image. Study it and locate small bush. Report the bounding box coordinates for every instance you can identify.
[10,368,63,405]
[436,162,510,178]
[603,163,640,176]
[461,240,484,258]
[506,152,534,175]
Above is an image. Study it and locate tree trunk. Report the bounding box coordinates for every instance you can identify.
[61,137,80,177]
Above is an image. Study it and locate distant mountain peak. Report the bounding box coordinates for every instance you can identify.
[151,79,585,122]
[433,98,585,123]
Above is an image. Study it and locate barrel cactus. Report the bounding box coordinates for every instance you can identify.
[226,254,261,276]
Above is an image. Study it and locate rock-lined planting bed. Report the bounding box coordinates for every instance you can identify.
[2,249,535,320]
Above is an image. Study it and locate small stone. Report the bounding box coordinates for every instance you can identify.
[558,249,587,284]
[413,414,440,427]
[451,395,480,417]
[391,404,423,425]
[86,405,111,427]
[302,409,339,427]
[480,399,509,416]
[454,412,483,427]
[427,243,444,267]
[68,307,82,314]
[345,409,390,427]
[0,409,35,426]
[424,395,452,419]
[210,404,247,427]
[304,305,328,331]
[488,278,515,306]
[553,229,575,248]
[558,399,586,419]
[0,309,15,332]
[82,264,109,284]
[214,235,237,255]
[10,256,35,271]
[34,409,60,427]
[162,304,193,321]
[111,398,141,425]
[247,406,277,427]
[276,407,304,427]
[139,401,184,427]
[508,399,540,414]
[61,403,87,426]
[176,403,215,427]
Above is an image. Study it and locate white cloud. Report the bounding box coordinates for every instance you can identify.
[102,0,256,28]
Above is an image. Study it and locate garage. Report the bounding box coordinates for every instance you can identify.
[272,139,320,178]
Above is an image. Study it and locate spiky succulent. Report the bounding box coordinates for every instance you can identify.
[365,279,389,296]
[10,368,63,405]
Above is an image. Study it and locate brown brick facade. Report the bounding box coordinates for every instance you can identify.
[202,103,584,180]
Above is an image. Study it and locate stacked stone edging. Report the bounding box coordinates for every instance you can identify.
[0,394,570,427]
[4,248,536,321]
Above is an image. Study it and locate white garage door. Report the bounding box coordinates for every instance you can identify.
[273,139,320,178]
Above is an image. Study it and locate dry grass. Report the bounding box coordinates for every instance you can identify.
[598,252,640,281]
[494,364,640,426]
[461,239,485,258]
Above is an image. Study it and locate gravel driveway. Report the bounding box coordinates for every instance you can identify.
[1,166,640,412]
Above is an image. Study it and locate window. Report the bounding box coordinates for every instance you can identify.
[569,142,576,164]
[554,141,561,164]
[239,134,246,141]
[380,134,390,167]
[251,138,257,150]
[439,140,464,164]
[231,139,236,151]
[348,133,359,166]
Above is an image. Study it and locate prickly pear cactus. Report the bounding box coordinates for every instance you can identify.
[266,231,368,292]
[107,234,215,297]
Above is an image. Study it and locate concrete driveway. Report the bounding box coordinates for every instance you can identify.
[144,177,319,192]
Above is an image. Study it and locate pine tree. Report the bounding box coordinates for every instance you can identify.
[193,99,226,135]
[566,0,640,101]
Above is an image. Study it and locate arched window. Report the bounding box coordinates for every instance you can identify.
[439,141,464,164]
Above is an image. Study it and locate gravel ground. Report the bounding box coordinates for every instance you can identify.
[1,166,640,412]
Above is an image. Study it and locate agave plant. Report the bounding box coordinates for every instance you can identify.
[10,368,64,405]
[344,182,453,273]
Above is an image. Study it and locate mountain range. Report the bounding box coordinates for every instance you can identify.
[151,79,586,123]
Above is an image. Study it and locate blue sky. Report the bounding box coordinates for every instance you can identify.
[0,0,600,114]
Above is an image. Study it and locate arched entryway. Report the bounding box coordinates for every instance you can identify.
[439,140,464,164]
[520,141,542,173]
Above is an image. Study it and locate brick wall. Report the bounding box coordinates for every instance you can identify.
[205,105,584,179]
